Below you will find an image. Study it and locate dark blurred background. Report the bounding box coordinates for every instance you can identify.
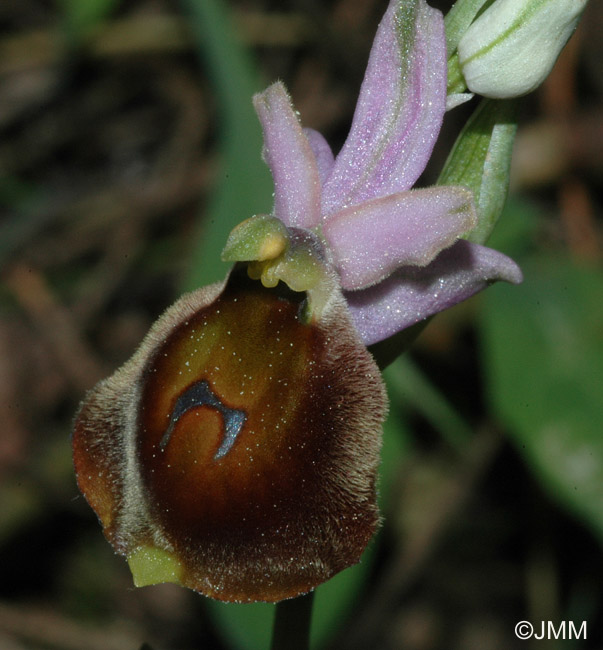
[1,1,602,649]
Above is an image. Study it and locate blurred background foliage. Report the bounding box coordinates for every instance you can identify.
[0,0,602,648]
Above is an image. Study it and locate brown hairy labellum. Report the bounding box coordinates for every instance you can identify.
[73,260,386,602]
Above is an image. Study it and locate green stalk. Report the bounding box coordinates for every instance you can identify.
[270,592,315,650]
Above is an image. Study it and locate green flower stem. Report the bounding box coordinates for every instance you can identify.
[270,592,315,650]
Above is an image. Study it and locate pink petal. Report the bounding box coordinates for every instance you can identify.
[322,0,446,215]
[323,187,477,291]
[345,240,523,346]
[304,128,335,188]
[253,83,321,228]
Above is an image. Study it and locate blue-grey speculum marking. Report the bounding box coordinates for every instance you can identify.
[159,380,247,459]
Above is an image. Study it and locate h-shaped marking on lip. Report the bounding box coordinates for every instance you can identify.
[159,380,247,459]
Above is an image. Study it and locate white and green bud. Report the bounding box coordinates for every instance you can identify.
[457,0,588,99]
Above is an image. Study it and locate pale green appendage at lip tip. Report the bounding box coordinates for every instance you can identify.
[221,215,333,321]
[127,545,185,588]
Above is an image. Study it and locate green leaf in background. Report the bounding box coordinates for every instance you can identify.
[205,600,274,650]
[310,553,375,648]
[383,356,472,451]
[59,0,120,44]
[480,256,603,541]
[180,0,273,290]
[482,194,539,260]
[438,97,519,246]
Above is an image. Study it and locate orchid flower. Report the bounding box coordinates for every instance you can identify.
[73,0,523,605]
[251,0,521,346]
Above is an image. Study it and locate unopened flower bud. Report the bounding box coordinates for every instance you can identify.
[458,0,588,99]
